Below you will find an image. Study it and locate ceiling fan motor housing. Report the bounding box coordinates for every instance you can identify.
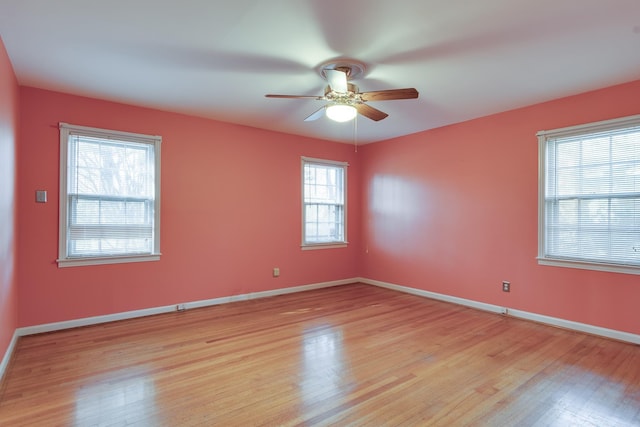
[324,83,361,103]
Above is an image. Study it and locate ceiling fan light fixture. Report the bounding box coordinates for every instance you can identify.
[326,104,357,122]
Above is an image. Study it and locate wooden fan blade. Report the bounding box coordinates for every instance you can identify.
[325,69,348,93]
[360,88,419,101]
[265,94,323,99]
[355,103,388,121]
[304,106,326,122]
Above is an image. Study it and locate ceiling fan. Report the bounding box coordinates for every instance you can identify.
[265,61,419,122]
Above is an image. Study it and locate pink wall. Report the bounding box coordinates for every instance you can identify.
[17,87,360,327]
[0,37,19,361]
[360,79,640,335]
[11,68,640,337]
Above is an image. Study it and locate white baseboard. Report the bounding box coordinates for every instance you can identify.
[16,278,355,337]
[506,308,640,345]
[358,277,640,345]
[361,277,505,314]
[0,330,19,383]
[4,275,638,379]
[181,278,354,309]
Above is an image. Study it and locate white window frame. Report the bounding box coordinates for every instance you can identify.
[301,157,348,250]
[537,114,640,275]
[58,123,162,267]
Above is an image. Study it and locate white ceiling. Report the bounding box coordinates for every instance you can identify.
[1,1,640,144]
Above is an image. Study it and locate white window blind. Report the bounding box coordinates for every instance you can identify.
[302,157,347,247]
[58,123,161,267]
[538,114,640,274]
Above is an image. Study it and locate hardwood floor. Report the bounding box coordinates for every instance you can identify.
[1,283,639,426]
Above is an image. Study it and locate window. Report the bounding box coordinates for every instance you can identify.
[302,157,347,248]
[537,114,640,275]
[58,123,161,267]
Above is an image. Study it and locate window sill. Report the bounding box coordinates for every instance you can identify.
[537,256,640,276]
[301,242,348,251]
[57,254,161,268]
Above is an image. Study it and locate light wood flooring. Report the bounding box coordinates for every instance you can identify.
[1,283,639,426]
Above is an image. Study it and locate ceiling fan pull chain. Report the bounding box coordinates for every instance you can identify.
[354,114,358,153]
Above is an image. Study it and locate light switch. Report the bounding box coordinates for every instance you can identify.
[36,190,47,203]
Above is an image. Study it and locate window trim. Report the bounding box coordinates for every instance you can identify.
[537,113,640,276]
[301,156,348,250]
[57,122,162,267]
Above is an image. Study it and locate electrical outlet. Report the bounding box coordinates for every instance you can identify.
[502,281,510,292]
[273,267,280,277]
